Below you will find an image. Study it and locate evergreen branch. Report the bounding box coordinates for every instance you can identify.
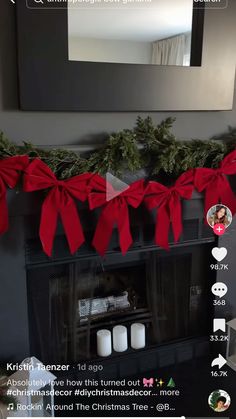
[0,117,236,180]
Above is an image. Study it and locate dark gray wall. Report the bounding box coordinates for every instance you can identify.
[0,1,236,362]
[0,1,236,146]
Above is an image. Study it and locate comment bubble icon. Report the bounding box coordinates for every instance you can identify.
[211,282,228,298]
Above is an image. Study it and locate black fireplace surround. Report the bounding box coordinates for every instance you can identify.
[0,186,235,379]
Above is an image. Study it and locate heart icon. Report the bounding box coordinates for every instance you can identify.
[211,247,227,262]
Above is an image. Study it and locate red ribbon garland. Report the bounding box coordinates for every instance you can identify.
[195,150,236,215]
[88,174,144,256]
[0,155,29,234]
[0,150,235,255]
[144,170,194,249]
[23,159,92,256]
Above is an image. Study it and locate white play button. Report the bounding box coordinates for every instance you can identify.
[106,172,129,201]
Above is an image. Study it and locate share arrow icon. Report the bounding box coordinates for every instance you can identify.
[211,354,227,369]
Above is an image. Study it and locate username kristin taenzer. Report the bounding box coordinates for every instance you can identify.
[6,363,70,372]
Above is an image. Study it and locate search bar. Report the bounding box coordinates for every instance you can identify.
[26,0,67,8]
[26,0,228,9]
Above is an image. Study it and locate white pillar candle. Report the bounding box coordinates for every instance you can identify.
[97,329,112,357]
[131,323,145,349]
[113,325,128,352]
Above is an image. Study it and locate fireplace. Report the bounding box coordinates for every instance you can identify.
[27,244,213,365]
[24,195,216,370]
[0,187,226,379]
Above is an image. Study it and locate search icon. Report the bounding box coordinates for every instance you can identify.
[34,0,44,3]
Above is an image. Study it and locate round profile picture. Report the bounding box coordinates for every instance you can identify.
[208,389,231,413]
[207,204,232,229]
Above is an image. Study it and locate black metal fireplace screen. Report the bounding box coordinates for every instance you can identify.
[27,243,214,363]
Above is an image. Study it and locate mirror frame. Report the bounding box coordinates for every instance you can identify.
[16,1,235,111]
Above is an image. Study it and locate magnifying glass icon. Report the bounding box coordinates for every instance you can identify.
[34,0,44,4]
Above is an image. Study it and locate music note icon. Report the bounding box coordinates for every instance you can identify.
[7,403,14,411]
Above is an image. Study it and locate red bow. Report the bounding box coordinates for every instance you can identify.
[88,174,144,256]
[145,170,194,249]
[195,150,236,215]
[23,159,92,256]
[0,155,29,234]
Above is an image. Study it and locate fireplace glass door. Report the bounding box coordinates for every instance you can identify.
[27,244,213,363]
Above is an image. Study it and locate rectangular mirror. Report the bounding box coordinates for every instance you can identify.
[68,0,193,66]
[16,0,236,111]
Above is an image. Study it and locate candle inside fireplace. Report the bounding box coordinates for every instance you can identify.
[131,323,145,349]
[113,325,128,352]
[97,329,112,357]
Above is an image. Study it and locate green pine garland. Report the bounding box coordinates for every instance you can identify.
[0,117,236,180]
